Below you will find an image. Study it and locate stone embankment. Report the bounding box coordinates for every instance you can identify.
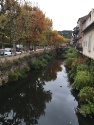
[0,49,45,86]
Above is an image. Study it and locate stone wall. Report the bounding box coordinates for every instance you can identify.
[0,50,44,86]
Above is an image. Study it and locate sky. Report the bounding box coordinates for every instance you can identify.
[28,0,94,31]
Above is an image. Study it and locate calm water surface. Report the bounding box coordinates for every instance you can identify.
[0,59,94,125]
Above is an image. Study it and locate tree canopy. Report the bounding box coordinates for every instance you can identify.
[0,0,66,49]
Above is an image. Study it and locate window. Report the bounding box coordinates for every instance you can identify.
[88,35,92,52]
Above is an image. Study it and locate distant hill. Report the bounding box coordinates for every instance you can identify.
[58,30,72,39]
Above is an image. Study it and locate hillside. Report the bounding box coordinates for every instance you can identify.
[58,30,72,39]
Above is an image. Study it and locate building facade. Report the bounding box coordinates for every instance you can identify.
[82,9,94,59]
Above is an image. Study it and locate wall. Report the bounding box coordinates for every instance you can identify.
[83,9,94,31]
[82,28,94,59]
[0,50,44,86]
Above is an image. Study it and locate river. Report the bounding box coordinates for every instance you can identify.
[0,59,94,125]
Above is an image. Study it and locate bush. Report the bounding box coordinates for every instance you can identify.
[77,64,88,72]
[79,86,94,103]
[69,60,78,79]
[72,71,92,90]
[79,103,94,115]
[64,58,74,69]
[8,71,19,81]
[18,69,27,79]
[30,59,46,70]
[66,47,79,58]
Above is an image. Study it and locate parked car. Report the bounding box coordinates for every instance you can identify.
[0,48,22,56]
[4,50,12,55]
[16,51,21,54]
[4,48,12,52]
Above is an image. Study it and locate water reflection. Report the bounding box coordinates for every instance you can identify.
[41,60,63,82]
[0,76,52,124]
[1,59,94,125]
[0,60,63,125]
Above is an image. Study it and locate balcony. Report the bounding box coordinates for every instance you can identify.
[73,26,79,35]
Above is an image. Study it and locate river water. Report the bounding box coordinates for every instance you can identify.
[0,59,94,125]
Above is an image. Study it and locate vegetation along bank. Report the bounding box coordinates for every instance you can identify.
[64,47,94,116]
[0,50,55,86]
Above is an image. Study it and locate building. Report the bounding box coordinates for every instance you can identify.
[72,15,87,51]
[82,9,94,59]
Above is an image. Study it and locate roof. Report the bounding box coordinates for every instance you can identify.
[82,9,94,24]
[77,15,87,23]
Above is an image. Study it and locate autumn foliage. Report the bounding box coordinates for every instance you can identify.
[0,0,66,49]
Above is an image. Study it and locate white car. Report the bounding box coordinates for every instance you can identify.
[16,51,21,54]
[4,50,12,55]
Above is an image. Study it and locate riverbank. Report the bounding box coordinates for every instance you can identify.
[0,59,94,125]
[64,47,94,116]
[0,49,55,86]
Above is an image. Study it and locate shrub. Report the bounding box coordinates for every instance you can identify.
[23,66,30,72]
[77,64,88,72]
[79,103,94,115]
[18,69,27,79]
[69,60,78,79]
[30,59,46,70]
[72,71,92,90]
[8,71,19,81]
[64,58,74,69]
[79,86,94,103]
[66,47,79,58]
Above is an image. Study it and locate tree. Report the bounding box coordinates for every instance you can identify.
[0,0,20,49]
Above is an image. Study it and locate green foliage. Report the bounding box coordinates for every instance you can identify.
[23,65,30,72]
[29,51,55,70]
[8,71,20,81]
[42,53,52,61]
[72,71,92,90]
[77,64,88,72]
[64,47,79,69]
[6,51,55,82]
[79,103,94,115]
[69,60,78,79]
[79,87,94,103]
[64,58,74,68]
[31,60,45,69]
[8,66,30,81]
[18,70,27,79]
[58,30,72,39]
[66,47,78,57]
[66,52,78,58]
[65,47,94,115]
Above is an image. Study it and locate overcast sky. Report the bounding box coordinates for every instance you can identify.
[30,0,94,31]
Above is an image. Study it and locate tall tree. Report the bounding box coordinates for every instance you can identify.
[0,0,20,49]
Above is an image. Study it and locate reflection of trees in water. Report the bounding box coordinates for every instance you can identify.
[0,76,52,125]
[76,111,94,125]
[70,89,79,102]
[41,59,63,82]
[0,59,63,124]
[71,89,94,125]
